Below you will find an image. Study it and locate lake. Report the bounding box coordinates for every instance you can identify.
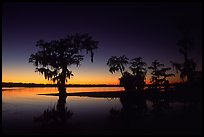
[2,87,202,135]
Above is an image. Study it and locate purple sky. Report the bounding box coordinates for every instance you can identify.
[2,2,202,84]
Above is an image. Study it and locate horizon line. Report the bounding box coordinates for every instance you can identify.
[2,81,182,85]
[2,82,119,85]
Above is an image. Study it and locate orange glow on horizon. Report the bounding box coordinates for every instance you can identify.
[3,75,180,85]
[2,71,120,85]
[3,65,181,85]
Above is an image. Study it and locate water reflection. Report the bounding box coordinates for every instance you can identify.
[34,94,73,124]
[2,87,202,135]
[109,92,180,121]
[109,92,148,123]
[120,92,147,114]
[151,99,171,117]
[108,91,202,135]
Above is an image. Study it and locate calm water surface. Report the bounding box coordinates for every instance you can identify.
[2,87,202,135]
[2,87,124,134]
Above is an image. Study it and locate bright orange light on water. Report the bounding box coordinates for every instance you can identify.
[2,87,124,104]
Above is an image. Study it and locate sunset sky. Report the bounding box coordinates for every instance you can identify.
[2,2,202,85]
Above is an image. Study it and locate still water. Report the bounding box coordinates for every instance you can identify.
[2,87,202,135]
[2,87,124,134]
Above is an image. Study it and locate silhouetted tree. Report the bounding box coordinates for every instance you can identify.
[160,67,175,90]
[119,71,136,91]
[29,33,98,95]
[148,60,174,91]
[177,23,194,62]
[107,56,147,92]
[129,57,147,91]
[171,60,196,83]
[148,60,164,90]
[171,23,196,82]
[171,24,201,100]
[107,55,129,76]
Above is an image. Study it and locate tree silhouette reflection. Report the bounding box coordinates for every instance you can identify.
[34,92,73,124]
[109,91,174,123]
[109,92,148,123]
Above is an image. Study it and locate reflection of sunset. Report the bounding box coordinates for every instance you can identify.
[2,3,202,135]
[2,88,58,105]
[2,87,124,104]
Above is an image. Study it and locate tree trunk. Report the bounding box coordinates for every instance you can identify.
[58,68,67,96]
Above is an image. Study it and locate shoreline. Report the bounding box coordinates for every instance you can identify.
[38,91,124,98]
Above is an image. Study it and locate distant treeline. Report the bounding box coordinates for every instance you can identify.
[2,82,180,88]
[2,82,122,87]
